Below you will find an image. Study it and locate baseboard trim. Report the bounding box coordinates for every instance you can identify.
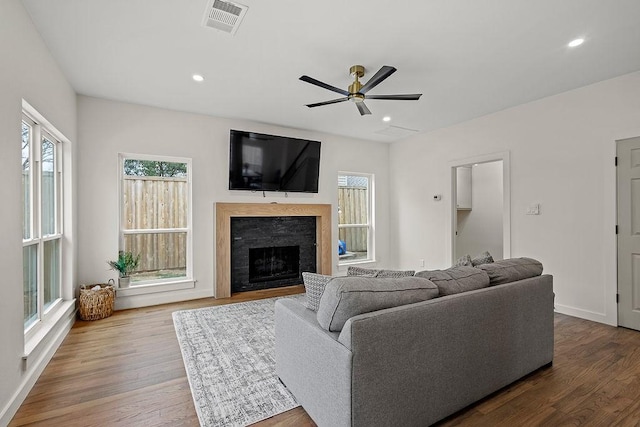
[115,288,214,310]
[554,303,615,326]
[0,305,76,426]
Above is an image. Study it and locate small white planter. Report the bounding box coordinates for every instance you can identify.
[118,276,130,288]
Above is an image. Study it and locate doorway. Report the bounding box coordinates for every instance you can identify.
[455,161,504,260]
[617,136,640,330]
[448,152,511,265]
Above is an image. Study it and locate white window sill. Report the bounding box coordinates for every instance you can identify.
[24,299,75,359]
[116,279,195,297]
[339,258,377,266]
[338,259,377,268]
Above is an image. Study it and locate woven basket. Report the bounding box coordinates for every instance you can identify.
[79,280,115,320]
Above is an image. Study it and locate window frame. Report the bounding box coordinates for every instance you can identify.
[22,110,65,340]
[118,153,193,287]
[337,172,375,266]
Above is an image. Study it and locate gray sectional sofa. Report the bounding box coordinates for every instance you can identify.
[275,258,554,427]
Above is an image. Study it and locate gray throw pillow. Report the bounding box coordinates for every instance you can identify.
[471,251,494,266]
[302,272,333,312]
[453,254,473,267]
[316,276,439,332]
[478,257,543,286]
[415,266,490,296]
[347,266,415,278]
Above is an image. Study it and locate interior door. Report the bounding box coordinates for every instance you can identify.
[617,136,640,330]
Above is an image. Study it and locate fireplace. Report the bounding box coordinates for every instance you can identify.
[215,203,332,298]
[230,216,316,292]
[249,245,300,283]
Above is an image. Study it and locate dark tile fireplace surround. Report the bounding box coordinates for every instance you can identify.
[216,203,331,298]
[230,216,317,292]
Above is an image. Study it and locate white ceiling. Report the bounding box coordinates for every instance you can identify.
[21,0,640,142]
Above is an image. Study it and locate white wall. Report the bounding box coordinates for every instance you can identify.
[77,96,392,309]
[456,161,503,260]
[390,70,640,326]
[0,0,77,423]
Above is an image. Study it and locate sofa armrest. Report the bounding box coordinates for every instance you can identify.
[275,299,353,427]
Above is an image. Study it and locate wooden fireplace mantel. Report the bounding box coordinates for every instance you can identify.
[215,202,332,298]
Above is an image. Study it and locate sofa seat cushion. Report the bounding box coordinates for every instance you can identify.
[478,257,543,286]
[316,276,439,332]
[415,266,490,296]
[347,266,415,278]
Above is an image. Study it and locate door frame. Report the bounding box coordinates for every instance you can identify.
[447,151,511,265]
[601,127,640,327]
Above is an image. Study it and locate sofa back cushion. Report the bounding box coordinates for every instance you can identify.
[347,266,415,278]
[414,266,490,296]
[478,257,543,286]
[316,276,439,332]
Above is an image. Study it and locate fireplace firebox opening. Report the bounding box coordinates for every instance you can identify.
[249,245,300,283]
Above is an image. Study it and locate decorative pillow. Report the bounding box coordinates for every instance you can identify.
[302,272,333,312]
[316,276,439,332]
[347,266,415,278]
[471,251,495,267]
[453,254,473,267]
[377,269,416,278]
[478,257,543,286]
[347,266,379,277]
[415,266,490,296]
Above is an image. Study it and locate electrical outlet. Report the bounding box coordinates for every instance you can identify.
[419,259,425,267]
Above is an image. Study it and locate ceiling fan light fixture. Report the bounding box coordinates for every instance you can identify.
[300,64,420,115]
[348,93,365,103]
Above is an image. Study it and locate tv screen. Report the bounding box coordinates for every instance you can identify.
[229,130,321,193]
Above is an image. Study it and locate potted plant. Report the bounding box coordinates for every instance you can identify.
[108,250,140,288]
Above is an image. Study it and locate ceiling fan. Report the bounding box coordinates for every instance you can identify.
[299,65,422,116]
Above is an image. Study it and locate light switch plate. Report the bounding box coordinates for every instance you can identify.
[526,203,540,215]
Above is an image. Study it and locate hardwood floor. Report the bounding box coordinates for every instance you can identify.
[10,287,640,426]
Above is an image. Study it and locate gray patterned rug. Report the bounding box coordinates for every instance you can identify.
[172,295,303,427]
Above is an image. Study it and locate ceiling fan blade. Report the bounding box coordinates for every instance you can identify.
[366,94,422,100]
[359,66,397,94]
[300,75,350,96]
[305,97,349,108]
[356,102,371,116]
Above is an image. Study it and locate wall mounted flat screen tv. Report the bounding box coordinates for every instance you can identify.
[229,130,321,193]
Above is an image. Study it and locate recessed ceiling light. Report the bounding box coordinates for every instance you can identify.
[568,38,584,48]
[192,74,205,82]
[382,116,391,122]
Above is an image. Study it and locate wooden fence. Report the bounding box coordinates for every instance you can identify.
[121,179,367,270]
[338,186,368,252]
[122,176,187,273]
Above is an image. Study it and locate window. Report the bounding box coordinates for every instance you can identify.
[119,154,192,284]
[22,113,63,334]
[338,173,374,264]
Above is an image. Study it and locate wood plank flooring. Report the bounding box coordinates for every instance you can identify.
[9,286,640,426]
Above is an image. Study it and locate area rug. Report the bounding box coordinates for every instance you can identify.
[172,295,304,427]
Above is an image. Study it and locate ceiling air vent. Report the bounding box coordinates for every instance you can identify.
[375,125,419,138]
[202,0,248,35]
